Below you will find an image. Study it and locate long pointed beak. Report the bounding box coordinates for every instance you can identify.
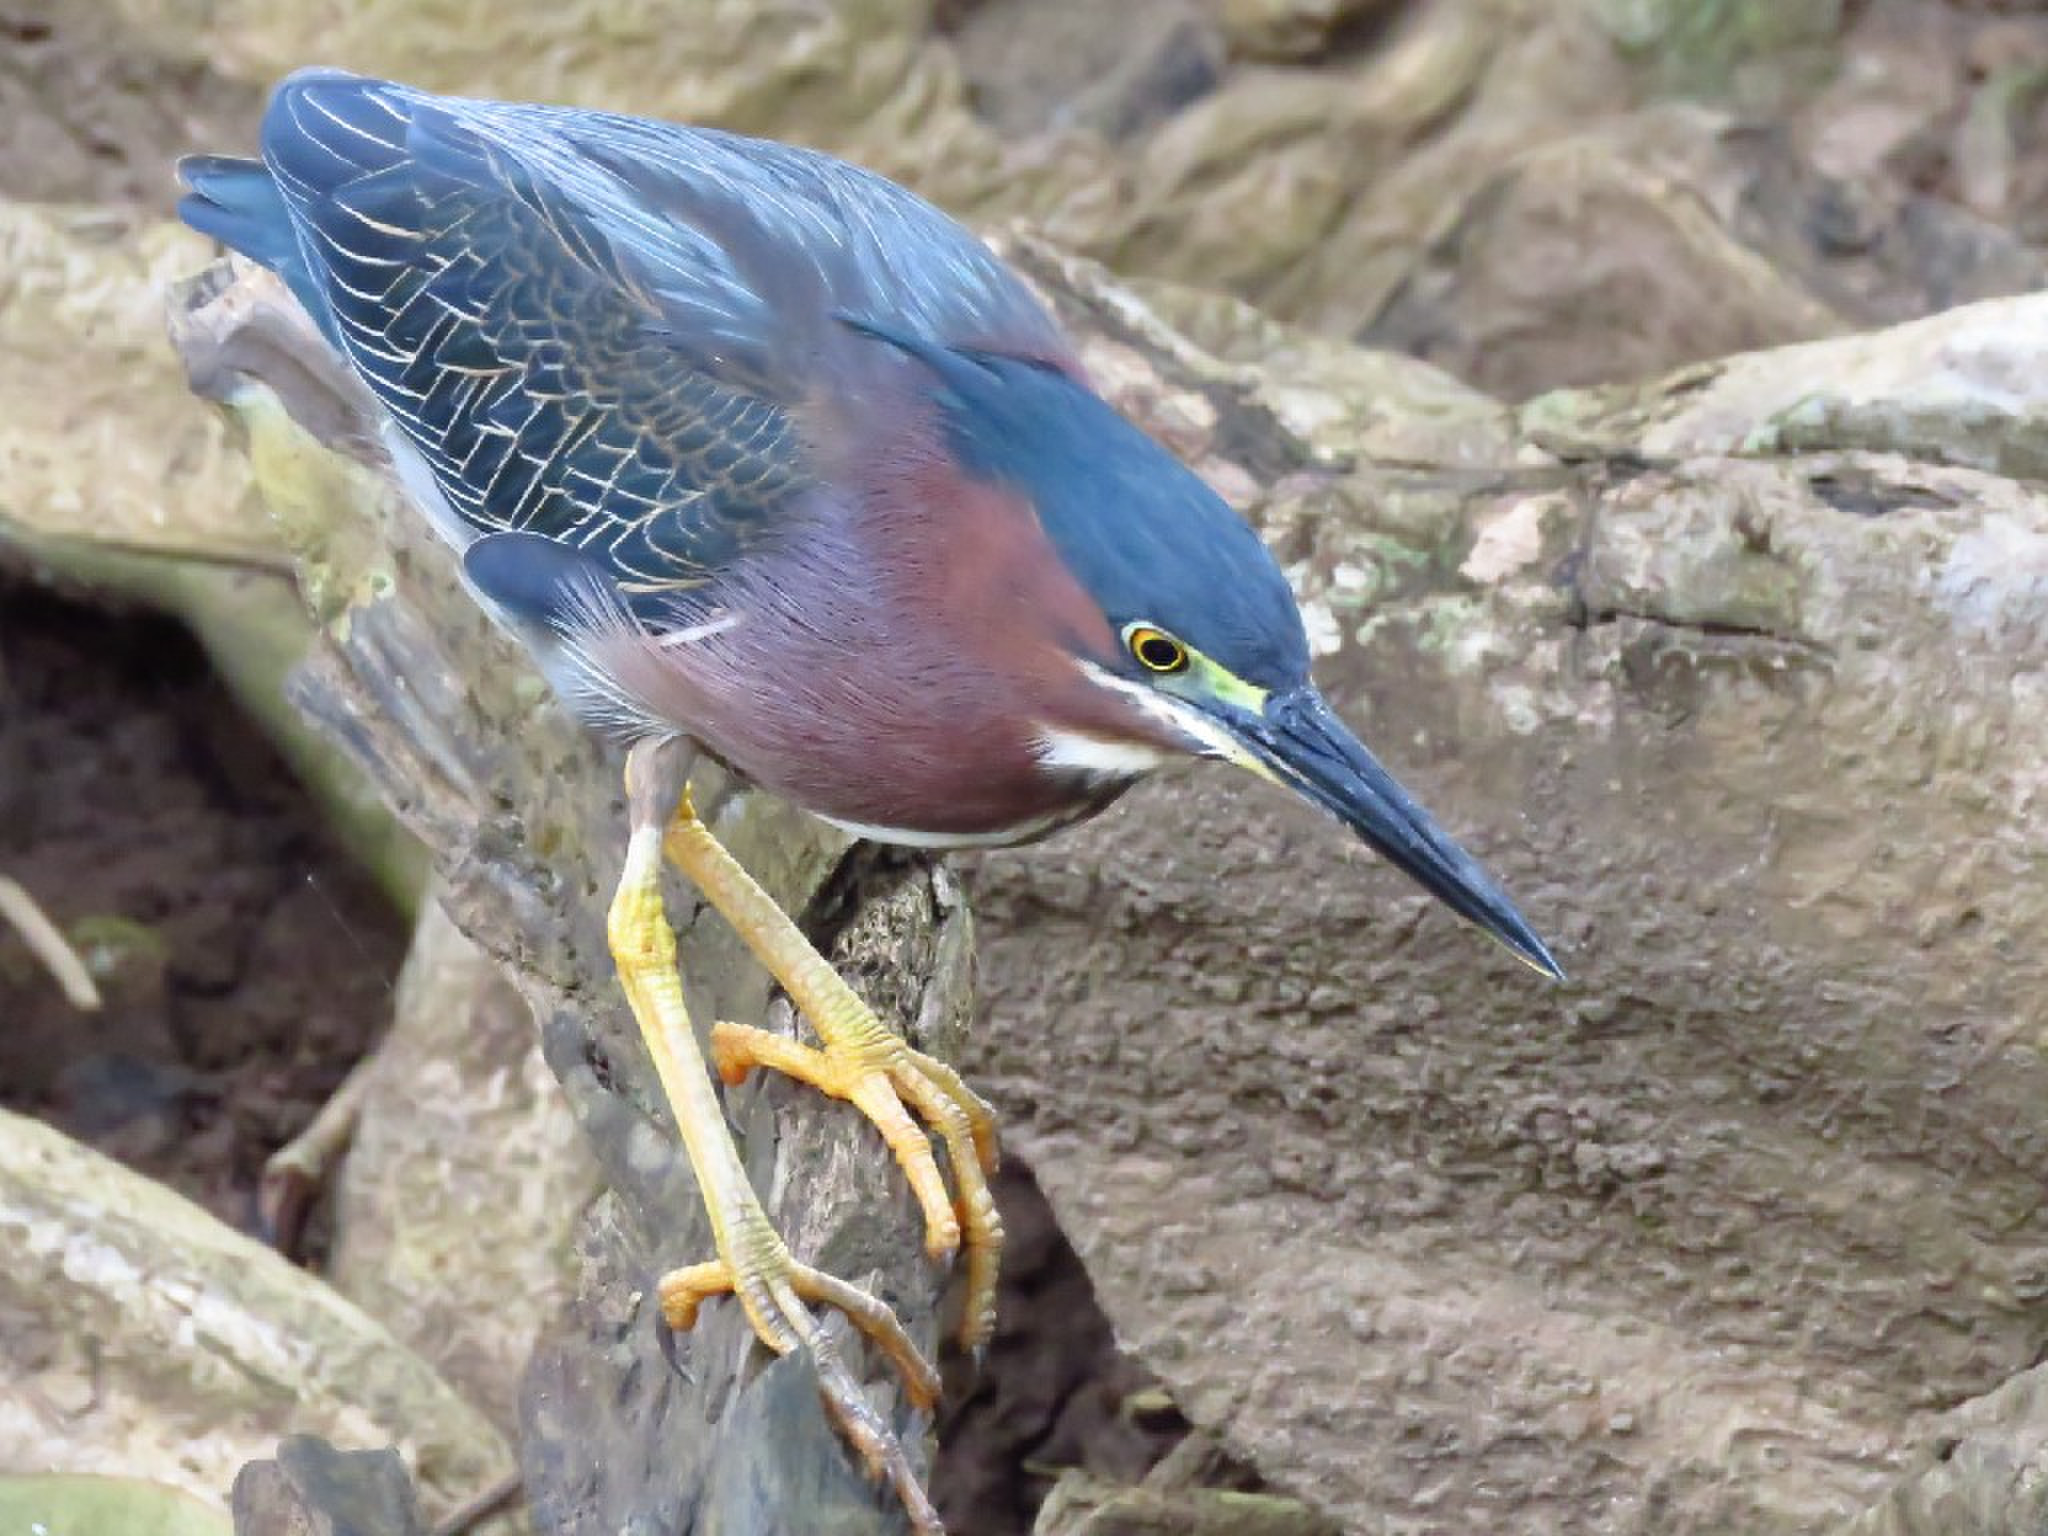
[1232,687,1564,980]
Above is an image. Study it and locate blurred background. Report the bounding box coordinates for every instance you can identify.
[4,2,2048,1534]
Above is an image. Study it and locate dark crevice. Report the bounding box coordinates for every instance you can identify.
[1807,468,1958,518]
[1566,602,1830,658]
[0,575,407,1239]
[799,840,937,959]
[934,1158,1188,1535]
[1317,1,1410,64]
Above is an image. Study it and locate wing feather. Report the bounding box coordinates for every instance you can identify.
[250,69,1073,614]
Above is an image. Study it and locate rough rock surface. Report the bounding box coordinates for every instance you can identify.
[958,242,2048,1534]
[1831,1358,2048,1536]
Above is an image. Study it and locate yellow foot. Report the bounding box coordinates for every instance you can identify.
[660,792,1006,1351]
[661,1247,944,1533]
[709,1021,1004,1351]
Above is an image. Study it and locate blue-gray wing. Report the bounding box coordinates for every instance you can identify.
[250,69,1072,606]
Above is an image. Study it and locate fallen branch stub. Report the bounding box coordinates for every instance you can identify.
[0,874,102,1013]
[231,1438,427,1536]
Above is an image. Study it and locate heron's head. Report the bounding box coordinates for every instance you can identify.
[882,326,1562,978]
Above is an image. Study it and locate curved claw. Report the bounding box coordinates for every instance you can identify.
[710,1021,1005,1351]
[889,1050,1003,1349]
[659,1254,944,1533]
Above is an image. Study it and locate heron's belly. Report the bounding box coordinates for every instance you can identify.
[708,716,1139,852]
[810,778,1135,851]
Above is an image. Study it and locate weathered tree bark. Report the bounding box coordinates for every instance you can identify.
[962,240,2048,1535]
[169,261,976,1535]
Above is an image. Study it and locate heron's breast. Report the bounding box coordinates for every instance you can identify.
[661,468,1164,842]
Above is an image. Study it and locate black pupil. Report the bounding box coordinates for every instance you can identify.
[1137,633,1181,670]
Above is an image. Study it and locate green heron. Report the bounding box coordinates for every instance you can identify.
[179,69,1561,1531]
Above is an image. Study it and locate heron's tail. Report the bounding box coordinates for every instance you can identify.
[176,156,294,270]
[175,154,333,340]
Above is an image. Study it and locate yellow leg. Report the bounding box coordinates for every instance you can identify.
[607,740,942,1532]
[662,797,1005,1352]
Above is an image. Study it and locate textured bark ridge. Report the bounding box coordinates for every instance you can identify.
[231,1438,429,1536]
[957,239,2048,1535]
[168,262,976,1536]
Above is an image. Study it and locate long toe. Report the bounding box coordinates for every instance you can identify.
[656,1247,945,1533]
[664,791,1006,1353]
[710,1020,1004,1347]
[613,750,947,1531]
[890,1047,1004,1351]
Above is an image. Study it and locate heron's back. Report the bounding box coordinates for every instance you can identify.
[175,70,1074,619]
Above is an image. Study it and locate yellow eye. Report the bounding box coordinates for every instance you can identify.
[1127,625,1189,674]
